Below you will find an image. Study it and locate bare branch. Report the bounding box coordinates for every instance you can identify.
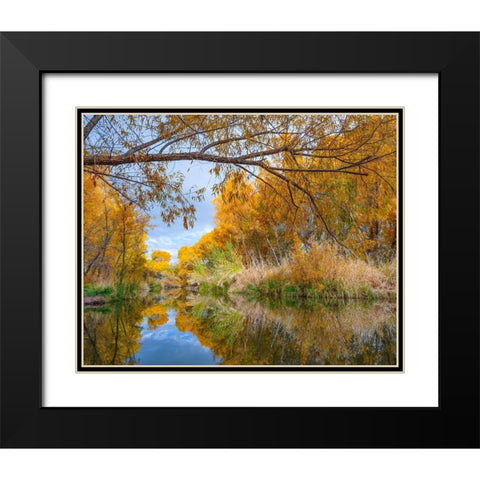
[84,115,103,140]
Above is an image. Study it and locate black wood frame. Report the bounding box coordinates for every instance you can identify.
[0,32,478,448]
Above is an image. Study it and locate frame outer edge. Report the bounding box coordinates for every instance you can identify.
[0,33,41,446]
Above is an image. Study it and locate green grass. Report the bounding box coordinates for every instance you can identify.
[114,283,137,300]
[148,282,162,294]
[198,283,229,297]
[84,283,113,298]
[84,282,146,301]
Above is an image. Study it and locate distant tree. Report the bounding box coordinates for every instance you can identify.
[147,250,171,275]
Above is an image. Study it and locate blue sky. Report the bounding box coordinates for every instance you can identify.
[145,161,216,263]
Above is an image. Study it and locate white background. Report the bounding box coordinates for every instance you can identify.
[1,2,479,480]
[44,74,438,408]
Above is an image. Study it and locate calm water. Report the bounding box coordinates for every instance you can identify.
[83,292,397,366]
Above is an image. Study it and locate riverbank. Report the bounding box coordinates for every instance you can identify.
[193,244,397,301]
[83,281,159,306]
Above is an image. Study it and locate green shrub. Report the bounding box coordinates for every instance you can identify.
[83,283,113,298]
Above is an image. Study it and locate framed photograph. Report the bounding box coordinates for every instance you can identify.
[1,32,478,447]
[78,107,402,372]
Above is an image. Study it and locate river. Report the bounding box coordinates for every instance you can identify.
[83,291,397,366]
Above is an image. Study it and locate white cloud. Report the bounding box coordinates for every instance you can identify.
[146,224,214,263]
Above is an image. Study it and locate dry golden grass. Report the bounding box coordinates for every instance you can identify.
[339,258,386,290]
[232,263,271,292]
[233,243,396,299]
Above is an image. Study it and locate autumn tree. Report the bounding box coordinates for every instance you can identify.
[83,113,397,253]
[147,250,172,276]
[175,246,201,286]
[199,127,397,265]
[83,172,149,288]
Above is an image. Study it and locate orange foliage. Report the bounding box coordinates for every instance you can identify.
[83,173,149,286]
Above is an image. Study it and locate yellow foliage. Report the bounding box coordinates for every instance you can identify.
[142,304,169,329]
[146,250,171,276]
[152,250,172,262]
[83,173,149,287]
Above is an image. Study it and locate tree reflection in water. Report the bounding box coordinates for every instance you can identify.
[83,293,396,366]
[83,300,144,365]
